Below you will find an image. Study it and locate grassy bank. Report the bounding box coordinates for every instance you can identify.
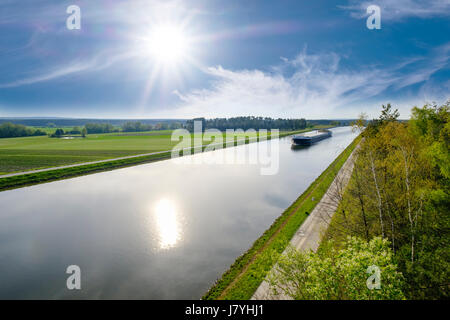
[202,134,361,300]
[0,128,320,191]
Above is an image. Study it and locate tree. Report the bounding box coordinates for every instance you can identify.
[0,122,46,138]
[324,102,449,299]
[81,127,87,138]
[410,101,450,179]
[121,121,154,132]
[68,126,81,134]
[268,237,405,300]
[51,128,65,138]
[379,103,400,122]
[85,123,115,134]
[352,112,367,134]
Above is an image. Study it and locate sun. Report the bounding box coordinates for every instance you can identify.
[146,24,189,64]
[134,21,199,109]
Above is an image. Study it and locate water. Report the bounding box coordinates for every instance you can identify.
[0,127,358,299]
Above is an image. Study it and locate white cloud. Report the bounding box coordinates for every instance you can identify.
[170,45,450,119]
[340,0,450,21]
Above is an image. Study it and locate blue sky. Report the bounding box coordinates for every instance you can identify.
[0,0,449,119]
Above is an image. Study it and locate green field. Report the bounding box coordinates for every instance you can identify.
[0,131,173,174]
[0,127,330,175]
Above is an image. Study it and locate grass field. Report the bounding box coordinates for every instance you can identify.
[0,130,328,191]
[0,131,173,174]
[202,134,361,300]
[0,127,330,175]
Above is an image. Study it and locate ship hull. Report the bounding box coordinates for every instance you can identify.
[291,130,332,146]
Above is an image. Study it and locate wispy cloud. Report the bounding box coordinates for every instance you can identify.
[172,44,450,119]
[0,50,136,88]
[340,0,450,21]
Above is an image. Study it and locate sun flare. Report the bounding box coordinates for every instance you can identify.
[135,20,199,108]
[146,24,189,64]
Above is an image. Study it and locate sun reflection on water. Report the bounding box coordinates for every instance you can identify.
[153,198,181,250]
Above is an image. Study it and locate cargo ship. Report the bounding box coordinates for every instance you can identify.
[291,129,332,146]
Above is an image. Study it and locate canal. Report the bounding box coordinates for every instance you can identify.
[0,127,358,299]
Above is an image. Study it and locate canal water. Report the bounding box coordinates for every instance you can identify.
[0,127,358,299]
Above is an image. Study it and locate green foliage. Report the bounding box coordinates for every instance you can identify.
[84,123,117,134]
[50,128,65,138]
[268,237,405,300]
[0,122,46,138]
[379,103,400,122]
[325,102,450,299]
[362,103,401,138]
[121,121,183,132]
[185,116,312,132]
[410,101,450,180]
[68,126,81,135]
[122,121,152,132]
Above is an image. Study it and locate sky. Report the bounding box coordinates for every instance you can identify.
[0,0,449,119]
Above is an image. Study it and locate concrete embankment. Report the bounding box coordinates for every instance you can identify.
[252,145,358,300]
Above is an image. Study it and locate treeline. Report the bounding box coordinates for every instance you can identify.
[185,117,321,132]
[57,117,341,135]
[121,121,183,132]
[1,117,349,139]
[50,127,87,138]
[48,121,184,137]
[0,122,46,138]
[77,121,183,134]
[269,102,449,299]
[84,123,118,134]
